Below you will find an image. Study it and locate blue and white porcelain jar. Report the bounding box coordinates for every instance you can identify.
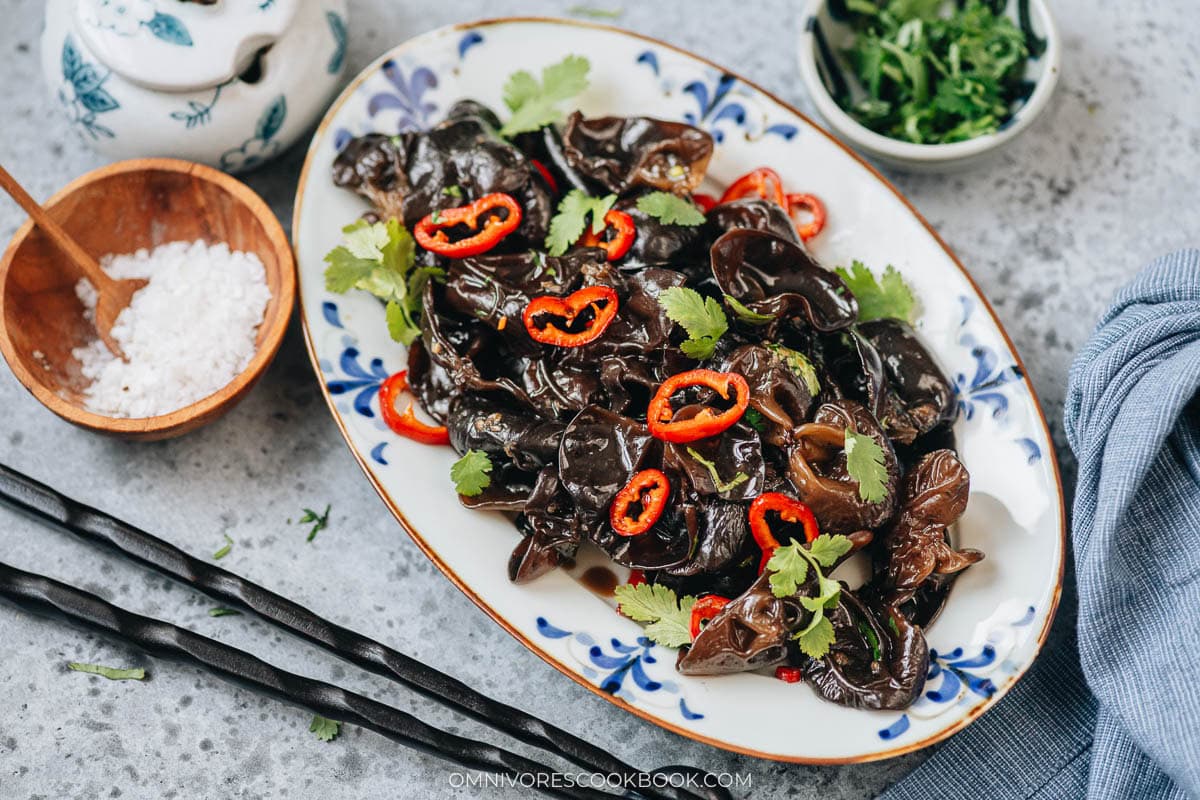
[41,0,348,173]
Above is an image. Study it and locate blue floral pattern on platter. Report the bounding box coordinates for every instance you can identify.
[220,95,287,172]
[369,60,438,131]
[319,300,396,467]
[536,617,702,721]
[59,37,120,140]
[878,603,1036,740]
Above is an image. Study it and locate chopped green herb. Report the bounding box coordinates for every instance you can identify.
[745,407,766,432]
[857,620,882,661]
[568,4,624,18]
[430,210,442,224]
[309,715,341,742]
[441,185,463,199]
[685,447,750,493]
[658,286,728,360]
[844,428,889,502]
[840,0,1031,144]
[764,342,821,396]
[324,218,439,345]
[724,294,776,325]
[67,662,146,681]
[835,261,917,323]
[636,191,705,226]
[213,534,233,561]
[613,582,696,648]
[298,504,331,542]
[545,189,618,256]
[451,450,493,497]
[500,55,591,137]
[209,607,242,618]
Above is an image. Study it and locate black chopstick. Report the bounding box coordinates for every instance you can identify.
[0,561,616,800]
[0,465,729,800]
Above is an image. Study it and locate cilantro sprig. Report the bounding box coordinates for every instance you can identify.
[324,218,441,345]
[500,55,590,137]
[546,189,617,256]
[658,287,728,359]
[766,535,853,658]
[844,428,889,503]
[835,261,917,323]
[451,450,494,497]
[614,582,696,648]
[636,192,705,226]
[67,662,146,681]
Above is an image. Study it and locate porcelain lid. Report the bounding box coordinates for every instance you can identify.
[75,0,300,92]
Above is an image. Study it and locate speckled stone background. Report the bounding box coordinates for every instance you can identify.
[0,1,1196,797]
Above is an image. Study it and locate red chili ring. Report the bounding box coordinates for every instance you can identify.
[748,493,820,573]
[378,371,451,446]
[718,167,787,208]
[580,209,636,261]
[610,469,671,536]
[523,285,620,348]
[689,595,732,639]
[647,369,750,444]
[413,192,522,258]
[786,193,827,241]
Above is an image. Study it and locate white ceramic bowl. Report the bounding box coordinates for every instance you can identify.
[798,0,1061,172]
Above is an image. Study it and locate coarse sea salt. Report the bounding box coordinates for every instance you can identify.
[72,239,272,419]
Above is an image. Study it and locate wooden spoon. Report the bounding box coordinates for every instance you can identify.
[0,164,146,360]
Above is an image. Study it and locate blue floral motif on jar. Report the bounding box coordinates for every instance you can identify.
[84,0,193,45]
[220,95,287,172]
[536,617,702,721]
[59,36,120,139]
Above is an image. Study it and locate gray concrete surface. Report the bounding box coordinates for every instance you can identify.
[1,0,1197,797]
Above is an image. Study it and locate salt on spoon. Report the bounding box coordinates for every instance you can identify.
[0,163,145,360]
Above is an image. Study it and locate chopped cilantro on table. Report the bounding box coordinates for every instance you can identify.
[298,504,331,542]
[213,533,233,561]
[500,55,591,137]
[209,607,242,618]
[835,261,917,323]
[451,450,494,497]
[309,715,341,742]
[323,218,440,345]
[765,534,854,658]
[67,662,146,681]
[839,0,1032,144]
[844,428,889,502]
[614,582,696,648]
[545,189,617,256]
[658,287,728,359]
[636,192,706,226]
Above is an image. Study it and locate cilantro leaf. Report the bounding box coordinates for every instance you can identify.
[67,662,146,681]
[685,447,750,493]
[765,544,810,597]
[613,582,696,648]
[298,504,331,542]
[499,55,590,137]
[636,192,705,226]
[794,614,836,658]
[764,342,821,395]
[724,294,776,325]
[659,287,728,360]
[213,533,233,560]
[807,533,854,568]
[546,189,617,256]
[309,715,341,742]
[844,428,889,502]
[451,450,493,497]
[745,408,766,432]
[835,261,917,323]
[324,218,433,344]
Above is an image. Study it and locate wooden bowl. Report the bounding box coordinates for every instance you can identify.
[0,158,295,440]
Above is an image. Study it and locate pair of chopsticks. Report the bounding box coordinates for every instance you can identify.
[0,464,731,800]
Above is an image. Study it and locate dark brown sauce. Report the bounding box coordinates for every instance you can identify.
[580,565,618,597]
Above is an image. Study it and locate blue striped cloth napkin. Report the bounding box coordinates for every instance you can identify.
[881,250,1200,799]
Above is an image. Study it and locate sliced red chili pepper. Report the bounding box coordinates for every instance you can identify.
[775,666,803,683]
[523,285,619,347]
[378,371,451,446]
[718,167,787,208]
[692,193,718,213]
[749,492,820,573]
[579,209,636,261]
[413,192,522,257]
[530,158,558,195]
[787,193,827,241]
[627,569,647,586]
[647,369,750,444]
[689,595,732,639]
[610,469,670,536]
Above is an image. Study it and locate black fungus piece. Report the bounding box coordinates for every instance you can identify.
[561,112,714,195]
